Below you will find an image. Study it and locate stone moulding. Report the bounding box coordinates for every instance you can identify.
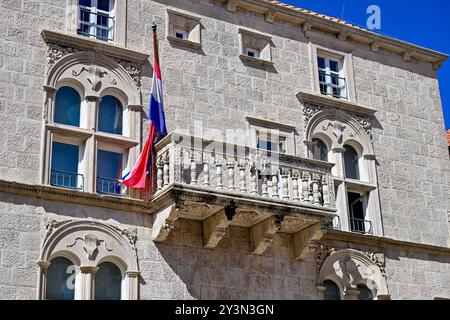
[217,0,447,69]
[41,30,149,88]
[41,30,149,65]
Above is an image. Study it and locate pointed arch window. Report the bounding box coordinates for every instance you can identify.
[98,95,123,135]
[54,86,81,127]
[94,261,122,300]
[46,257,76,300]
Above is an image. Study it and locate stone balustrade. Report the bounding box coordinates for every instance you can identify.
[154,133,336,211]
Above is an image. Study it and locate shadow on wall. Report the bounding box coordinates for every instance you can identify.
[153,219,319,300]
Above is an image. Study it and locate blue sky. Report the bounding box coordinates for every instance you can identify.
[282,0,450,130]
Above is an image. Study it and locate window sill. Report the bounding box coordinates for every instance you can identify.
[46,123,92,141]
[95,131,139,148]
[333,177,377,193]
[239,54,274,66]
[296,90,377,116]
[167,36,201,50]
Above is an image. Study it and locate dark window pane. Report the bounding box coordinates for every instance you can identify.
[97,150,122,180]
[317,57,325,69]
[312,138,328,161]
[51,142,80,189]
[80,10,90,22]
[324,280,341,300]
[97,14,108,27]
[97,0,110,11]
[357,284,374,300]
[348,192,365,220]
[95,262,121,300]
[343,144,359,179]
[54,86,81,127]
[329,60,339,72]
[98,96,123,135]
[79,0,91,7]
[96,28,109,40]
[46,257,75,300]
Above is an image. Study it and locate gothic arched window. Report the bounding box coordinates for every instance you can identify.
[323,279,341,300]
[343,144,360,180]
[46,257,76,300]
[54,86,81,127]
[94,261,122,300]
[98,95,123,135]
[312,138,328,161]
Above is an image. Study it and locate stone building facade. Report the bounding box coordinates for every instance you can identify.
[0,0,449,300]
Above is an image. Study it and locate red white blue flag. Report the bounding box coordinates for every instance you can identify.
[122,25,167,190]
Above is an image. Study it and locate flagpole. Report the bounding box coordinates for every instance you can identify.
[152,23,159,68]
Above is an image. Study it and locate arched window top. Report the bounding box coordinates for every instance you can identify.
[46,256,76,300]
[95,261,122,300]
[54,86,81,127]
[323,279,341,300]
[98,95,123,135]
[344,144,360,180]
[312,138,329,162]
[357,283,374,300]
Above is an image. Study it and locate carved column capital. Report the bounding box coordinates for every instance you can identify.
[332,147,346,153]
[126,270,140,278]
[37,260,51,269]
[80,266,99,274]
[86,95,100,102]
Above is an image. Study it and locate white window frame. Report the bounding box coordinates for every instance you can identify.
[50,135,87,191]
[309,44,357,102]
[78,0,116,42]
[317,55,347,99]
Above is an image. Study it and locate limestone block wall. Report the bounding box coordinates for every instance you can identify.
[0,193,41,299]
[386,250,450,299]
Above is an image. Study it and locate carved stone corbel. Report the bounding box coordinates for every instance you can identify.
[265,11,275,23]
[226,0,237,12]
[294,223,324,261]
[203,209,230,249]
[152,204,179,242]
[250,216,282,255]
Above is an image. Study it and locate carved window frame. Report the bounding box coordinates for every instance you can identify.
[37,219,139,300]
[309,44,357,102]
[166,8,202,49]
[303,109,382,236]
[41,42,144,198]
[66,0,127,46]
[317,248,389,300]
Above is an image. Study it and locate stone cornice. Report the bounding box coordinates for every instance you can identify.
[0,179,150,214]
[218,0,447,69]
[41,30,149,65]
[324,229,450,256]
[296,90,377,117]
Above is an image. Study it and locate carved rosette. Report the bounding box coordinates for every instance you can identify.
[315,244,336,276]
[116,59,142,88]
[363,251,386,278]
[47,44,80,69]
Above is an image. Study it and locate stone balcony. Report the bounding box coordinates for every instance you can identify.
[150,133,337,260]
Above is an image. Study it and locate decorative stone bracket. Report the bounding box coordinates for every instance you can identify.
[152,204,180,242]
[294,223,324,261]
[203,209,231,249]
[250,216,283,255]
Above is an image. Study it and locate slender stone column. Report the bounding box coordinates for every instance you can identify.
[36,260,51,300]
[79,266,99,300]
[125,271,140,300]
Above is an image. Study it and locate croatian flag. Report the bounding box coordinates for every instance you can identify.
[122,25,167,190]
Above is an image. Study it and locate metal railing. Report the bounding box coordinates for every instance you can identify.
[50,169,84,191]
[96,177,124,196]
[350,217,373,234]
[323,215,341,230]
[318,71,348,99]
[77,8,115,42]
